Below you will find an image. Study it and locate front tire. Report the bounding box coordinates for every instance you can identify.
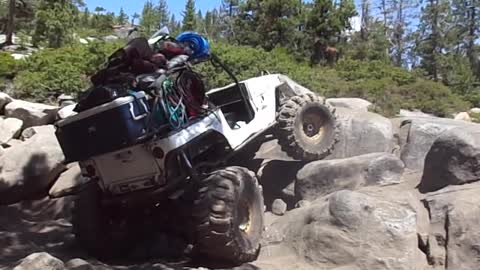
[192,166,265,265]
[275,93,339,161]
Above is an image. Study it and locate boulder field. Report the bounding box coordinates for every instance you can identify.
[1,93,480,270]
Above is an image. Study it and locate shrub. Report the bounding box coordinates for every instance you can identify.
[0,52,18,78]
[336,59,416,85]
[13,41,121,102]
[471,112,480,123]
[397,79,470,117]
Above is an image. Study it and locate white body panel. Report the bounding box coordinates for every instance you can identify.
[80,74,290,194]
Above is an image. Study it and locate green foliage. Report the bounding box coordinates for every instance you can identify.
[336,59,416,85]
[140,1,158,35]
[33,0,79,48]
[157,0,170,28]
[416,0,451,81]
[0,52,18,78]
[307,0,357,44]
[13,41,121,102]
[399,80,470,116]
[182,0,196,31]
[472,112,480,123]
[116,7,128,25]
[343,21,390,62]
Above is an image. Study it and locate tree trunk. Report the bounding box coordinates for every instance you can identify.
[466,0,477,74]
[394,0,404,66]
[431,0,439,81]
[5,0,15,45]
[360,0,370,42]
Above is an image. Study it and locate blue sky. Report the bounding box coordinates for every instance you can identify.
[83,0,224,19]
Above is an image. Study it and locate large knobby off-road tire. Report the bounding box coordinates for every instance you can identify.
[192,166,265,265]
[275,93,339,161]
[72,184,133,259]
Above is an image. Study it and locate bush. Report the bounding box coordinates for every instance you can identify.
[472,112,480,123]
[336,59,416,85]
[397,80,470,117]
[0,52,18,78]
[13,41,122,102]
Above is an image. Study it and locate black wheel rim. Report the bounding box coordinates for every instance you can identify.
[302,106,326,143]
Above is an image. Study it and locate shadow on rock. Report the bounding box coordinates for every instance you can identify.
[0,152,66,206]
[257,160,307,210]
[0,197,80,269]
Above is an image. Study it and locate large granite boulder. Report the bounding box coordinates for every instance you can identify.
[419,127,480,193]
[13,252,64,270]
[257,190,426,270]
[328,108,395,159]
[296,152,404,201]
[423,182,480,269]
[0,125,66,205]
[399,117,477,170]
[4,100,58,128]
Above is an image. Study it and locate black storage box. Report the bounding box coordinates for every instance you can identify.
[56,91,150,162]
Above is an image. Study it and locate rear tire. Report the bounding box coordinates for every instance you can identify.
[275,93,339,161]
[192,166,265,265]
[72,184,132,259]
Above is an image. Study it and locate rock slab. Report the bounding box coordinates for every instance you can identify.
[399,117,477,170]
[0,125,66,205]
[328,108,394,159]
[424,182,480,269]
[326,97,372,112]
[13,252,64,270]
[260,190,422,270]
[420,127,480,193]
[0,118,23,144]
[296,152,404,200]
[4,100,58,128]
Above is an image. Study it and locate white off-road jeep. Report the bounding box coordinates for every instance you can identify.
[50,43,339,265]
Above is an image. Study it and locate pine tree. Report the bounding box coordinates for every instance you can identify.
[157,0,169,28]
[233,0,303,50]
[81,7,90,26]
[94,6,105,14]
[33,0,79,48]
[390,0,419,67]
[416,0,450,81]
[195,10,205,34]
[140,1,157,35]
[360,0,372,42]
[217,0,238,41]
[182,0,196,31]
[307,0,357,64]
[204,10,213,37]
[117,7,128,25]
[451,0,480,77]
[258,0,302,50]
[168,14,178,33]
[131,12,140,25]
[222,0,239,17]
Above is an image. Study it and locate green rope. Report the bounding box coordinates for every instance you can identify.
[160,78,188,129]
